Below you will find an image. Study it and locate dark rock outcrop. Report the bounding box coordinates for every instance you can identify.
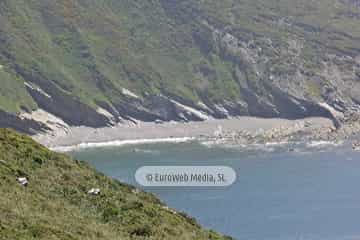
[112,95,204,123]
[25,84,111,128]
[0,110,49,134]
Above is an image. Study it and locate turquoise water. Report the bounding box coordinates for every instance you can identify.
[72,142,360,240]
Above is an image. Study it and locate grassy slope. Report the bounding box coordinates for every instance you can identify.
[0,67,37,112]
[0,0,359,113]
[0,128,230,240]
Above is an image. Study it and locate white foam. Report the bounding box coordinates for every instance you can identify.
[265,141,290,146]
[132,148,160,154]
[200,140,278,152]
[200,139,231,148]
[50,137,195,152]
[307,141,342,148]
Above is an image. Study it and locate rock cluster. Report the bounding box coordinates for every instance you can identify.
[201,118,360,146]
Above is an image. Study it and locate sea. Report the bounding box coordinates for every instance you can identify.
[71,140,360,240]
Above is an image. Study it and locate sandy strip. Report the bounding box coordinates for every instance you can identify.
[33,117,334,151]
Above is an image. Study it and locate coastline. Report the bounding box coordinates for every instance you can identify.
[49,137,195,152]
[33,117,338,152]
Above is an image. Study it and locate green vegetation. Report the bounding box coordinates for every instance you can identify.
[0,0,359,122]
[0,68,37,112]
[306,81,322,98]
[0,128,231,240]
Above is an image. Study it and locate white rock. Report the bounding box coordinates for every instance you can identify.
[24,82,52,98]
[318,102,344,119]
[20,109,69,133]
[168,98,211,120]
[17,177,28,186]
[162,206,177,214]
[122,88,140,99]
[214,104,230,117]
[88,188,101,195]
[96,107,115,121]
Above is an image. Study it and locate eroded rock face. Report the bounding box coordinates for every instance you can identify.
[1,0,360,133]
[205,23,360,124]
[0,110,49,135]
[111,95,206,123]
[25,83,112,128]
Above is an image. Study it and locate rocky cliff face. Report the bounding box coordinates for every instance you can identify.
[0,0,359,132]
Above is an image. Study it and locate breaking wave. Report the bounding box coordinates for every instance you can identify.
[50,137,195,152]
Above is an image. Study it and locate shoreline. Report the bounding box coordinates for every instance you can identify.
[34,116,340,152]
[49,137,195,152]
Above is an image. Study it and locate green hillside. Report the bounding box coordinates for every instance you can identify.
[0,128,231,240]
[0,0,360,131]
